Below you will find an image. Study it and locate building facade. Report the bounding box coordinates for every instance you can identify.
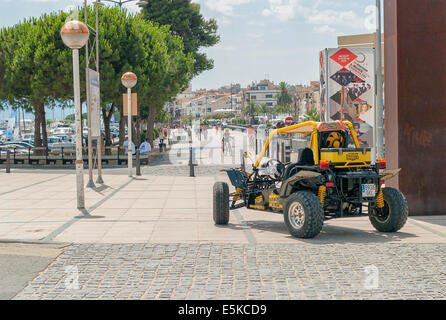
[245,80,280,108]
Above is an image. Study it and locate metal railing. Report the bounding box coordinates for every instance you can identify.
[0,145,150,167]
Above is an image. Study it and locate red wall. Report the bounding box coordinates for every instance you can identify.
[384,0,446,215]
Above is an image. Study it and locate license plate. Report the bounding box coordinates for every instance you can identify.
[361,184,376,198]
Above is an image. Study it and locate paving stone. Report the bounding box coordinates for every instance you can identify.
[12,243,446,300]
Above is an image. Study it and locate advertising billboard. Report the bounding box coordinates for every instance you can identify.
[320,47,375,148]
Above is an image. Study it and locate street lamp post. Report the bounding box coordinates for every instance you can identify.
[92,0,147,179]
[61,20,90,209]
[121,72,137,177]
[84,1,95,188]
[376,0,384,158]
[95,0,104,184]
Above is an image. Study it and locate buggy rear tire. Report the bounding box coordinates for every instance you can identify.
[369,187,408,232]
[284,191,324,238]
[213,181,230,225]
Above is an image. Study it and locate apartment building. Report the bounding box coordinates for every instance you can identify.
[245,79,280,107]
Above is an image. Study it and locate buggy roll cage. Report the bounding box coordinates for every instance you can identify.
[254,121,361,168]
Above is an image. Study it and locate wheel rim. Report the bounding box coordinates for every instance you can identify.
[289,202,305,229]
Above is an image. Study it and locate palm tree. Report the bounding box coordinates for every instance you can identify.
[245,101,259,122]
[276,81,293,109]
[303,108,321,122]
[274,104,291,116]
[274,105,284,116]
[259,103,269,119]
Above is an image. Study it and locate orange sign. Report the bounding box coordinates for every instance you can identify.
[123,93,138,116]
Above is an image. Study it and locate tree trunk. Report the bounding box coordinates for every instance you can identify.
[103,109,111,146]
[34,103,43,148]
[119,105,125,146]
[41,107,47,148]
[135,110,141,146]
[132,118,137,146]
[102,104,115,151]
[147,106,157,148]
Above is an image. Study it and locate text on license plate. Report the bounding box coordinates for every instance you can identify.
[361,184,376,197]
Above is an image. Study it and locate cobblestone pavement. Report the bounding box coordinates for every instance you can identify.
[14,243,446,300]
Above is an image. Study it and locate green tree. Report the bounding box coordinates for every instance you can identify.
[156,109,172,124]
[276,81,293,111]
[1,6,193,149]
[0,14,74,148]
[303,108,321,122]
[244,101,259,122]
[274,105,287,115]
[259,103,270,118]
[141,0,219,76]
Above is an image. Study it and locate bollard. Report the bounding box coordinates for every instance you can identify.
[189,146,197,177]
[285,145,291,163]
[281,142,285,163]
[240,149,245,171]
[136,149,141,176]
[6,149,11,173]
[232,139,235,164]
[220,138,224,164]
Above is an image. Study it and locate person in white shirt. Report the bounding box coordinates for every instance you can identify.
[123,137,135,155]
[139,138,152,165]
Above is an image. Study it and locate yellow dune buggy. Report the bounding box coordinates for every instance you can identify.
[213,121,408,238]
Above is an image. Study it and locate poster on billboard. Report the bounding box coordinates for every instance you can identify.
[319,47,375,148]
[89,69,101,139]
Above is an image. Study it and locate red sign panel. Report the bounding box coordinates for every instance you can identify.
[285,117,294,126]
[330,48,358,67]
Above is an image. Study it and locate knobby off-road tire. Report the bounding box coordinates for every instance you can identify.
[369,187,408,232]
[283,191,324,238]
[213,181,230,225]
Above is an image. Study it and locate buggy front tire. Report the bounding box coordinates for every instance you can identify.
[213,181,230,225]
[284,191,324,238]
[369,187,408,232]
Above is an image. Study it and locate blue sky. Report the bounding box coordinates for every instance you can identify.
[0,0,382,115]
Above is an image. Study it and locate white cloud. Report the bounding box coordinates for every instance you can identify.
[305,9,363,29]
[214,43,237,51]
[262,0,367,33]
[245,32,264,39]
[261,0,302,22]
[247,20,265,27]
[313,25,335,34]
[199,0,253,16]
[216,15,232,25]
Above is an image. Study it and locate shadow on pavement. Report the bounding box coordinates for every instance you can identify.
[233,219,418,244]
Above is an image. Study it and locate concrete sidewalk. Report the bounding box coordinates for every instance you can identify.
[1,171,446,244]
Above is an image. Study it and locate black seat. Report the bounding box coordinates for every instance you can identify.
[283,148,314,180]
[296,148,314,166]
